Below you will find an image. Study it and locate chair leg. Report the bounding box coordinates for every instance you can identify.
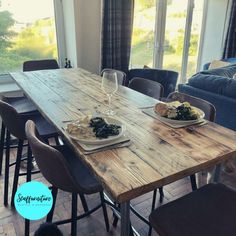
[190,174,197,191]
[0,122,6,175]
[54,136,60,145]
[71,193,78,236]
[11,139,24,207]
[79,193,89,213]
[4,130,10,206]
[112,203,120,227]
[100,192,110,232]
[26,145,32,182]
[25,219,30,236]
[46,187,58,222]
[148,189,158,236]
[159,187,164,203]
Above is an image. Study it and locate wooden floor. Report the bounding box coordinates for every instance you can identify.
[1,146,236,236]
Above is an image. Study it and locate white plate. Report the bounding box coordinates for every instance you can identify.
[66,116,125,145]
[154,107,205,125]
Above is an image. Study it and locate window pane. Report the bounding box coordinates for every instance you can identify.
[162,0,188,78]
[0,0,58,74]
[186,0,204,78]
[130,0,156,68]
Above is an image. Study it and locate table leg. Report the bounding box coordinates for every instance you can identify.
[213,163,222,183]
[121,201,130,236]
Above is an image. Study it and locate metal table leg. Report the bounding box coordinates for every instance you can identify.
[121,201,130,236]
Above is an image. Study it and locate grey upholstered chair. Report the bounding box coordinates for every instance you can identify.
[148,91,216,236]
[150,183,236,236]
[0,59,60,176]
[126,68,178,97]
[101,68,127,85]
[0,100,58,207]
[128,77,164,100]
[25,120,109,236]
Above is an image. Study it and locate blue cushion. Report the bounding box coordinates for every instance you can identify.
[189,74,236,99]
[200,64,236,78]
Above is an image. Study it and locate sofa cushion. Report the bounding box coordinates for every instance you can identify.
[200,64,236,78]
[208,60,232,69]
[188,74,236,99]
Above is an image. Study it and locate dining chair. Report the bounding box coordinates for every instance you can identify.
[166,91,216,122]
[0,59,60,176]
[0,100,58,207]
[25,120,110,236]
[101,68,127,85]
[23,59,59,71]
[126,68,178,97]
[128,77,164,100]
[148,91,216,236]
[149,183,236,236]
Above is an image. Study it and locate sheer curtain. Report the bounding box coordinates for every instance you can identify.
[223,1,236,58]
[101,0,134,72]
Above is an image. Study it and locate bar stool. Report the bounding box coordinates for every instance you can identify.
[149,183,236,236]
[0,59,59,175]
[128,77,164,100]
[101,68,127,85]
[148,92,216,236]
[0,100,58,206]
[25,120,110,236]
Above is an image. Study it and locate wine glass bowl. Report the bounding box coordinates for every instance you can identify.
[101,71,118,115]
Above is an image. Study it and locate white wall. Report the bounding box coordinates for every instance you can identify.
[62,0,78,68]
[74,0,102,74]
[61,0,102,74]
[199,0,230,69]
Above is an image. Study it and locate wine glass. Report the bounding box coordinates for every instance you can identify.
[101,71,118,115]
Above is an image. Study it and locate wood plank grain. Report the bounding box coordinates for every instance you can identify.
[10,69,236,202]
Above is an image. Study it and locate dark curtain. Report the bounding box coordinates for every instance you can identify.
[223,1,236,58]
[101,0,134,73]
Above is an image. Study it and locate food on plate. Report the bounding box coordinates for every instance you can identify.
[154,101,201,120]
[66,116,121,139]
[89,117,121,138]
[154,102,169,117]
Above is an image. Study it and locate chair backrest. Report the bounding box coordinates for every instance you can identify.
[23,59,59,72]
[128,77,164,100]
[101,68,127,85]
[167,92,216,122]
[0,100,26,140]
[25,120,79,193]
[127,68,178,97]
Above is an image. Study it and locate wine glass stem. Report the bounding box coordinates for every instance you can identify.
[108,94,112,110]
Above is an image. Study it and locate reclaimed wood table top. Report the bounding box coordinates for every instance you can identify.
[11,68,236,203]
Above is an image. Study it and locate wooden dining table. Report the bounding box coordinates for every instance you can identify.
[11,68,236,236]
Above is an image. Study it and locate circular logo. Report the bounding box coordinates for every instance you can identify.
[14,181,53,220]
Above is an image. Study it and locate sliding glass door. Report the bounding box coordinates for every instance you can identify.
[131,0,205,83]
[130,0,157,68]
[162,0,189,78]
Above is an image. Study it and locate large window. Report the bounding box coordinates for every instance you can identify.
[130,0,156,68]
[0,0,58,74]
[130,0,226,83]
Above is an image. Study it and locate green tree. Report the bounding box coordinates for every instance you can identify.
[12,18,57,59]
[0,1,16,52]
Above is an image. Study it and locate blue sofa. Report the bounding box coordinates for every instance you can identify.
[179,65,236,131]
